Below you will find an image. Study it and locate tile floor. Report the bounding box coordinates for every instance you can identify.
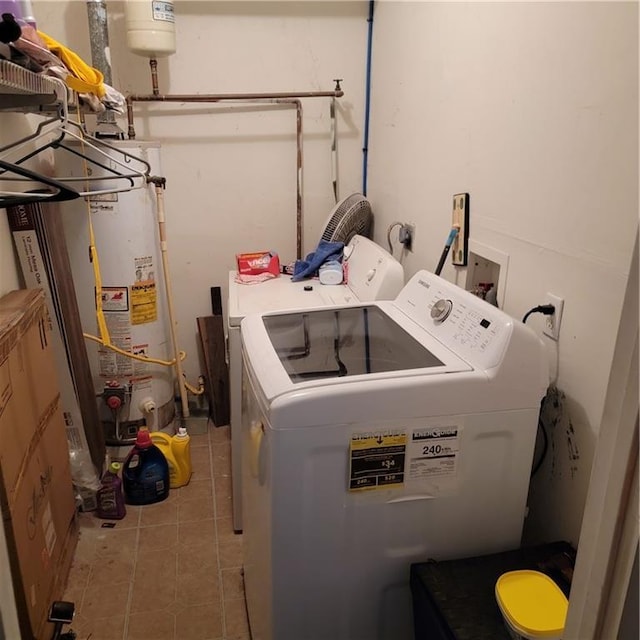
[62,425,250,640]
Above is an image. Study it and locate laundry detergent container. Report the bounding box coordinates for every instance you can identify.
[495,570,568,640]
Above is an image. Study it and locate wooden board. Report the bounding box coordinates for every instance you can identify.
[197,287,230,427]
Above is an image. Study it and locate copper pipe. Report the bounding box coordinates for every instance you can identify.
[150,58,159,96]
[126,82,343,259]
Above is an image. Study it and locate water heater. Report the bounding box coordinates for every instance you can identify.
[125,0,176,58]
[58,141,175,445]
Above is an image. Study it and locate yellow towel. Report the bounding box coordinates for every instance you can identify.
[37,30,106,98]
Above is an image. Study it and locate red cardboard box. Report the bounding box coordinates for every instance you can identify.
[236,251,280,277]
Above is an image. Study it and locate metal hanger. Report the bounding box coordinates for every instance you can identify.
[0,158,79,207]
[0,78,151,196]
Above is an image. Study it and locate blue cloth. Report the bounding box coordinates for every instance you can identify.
[291,240,344,282]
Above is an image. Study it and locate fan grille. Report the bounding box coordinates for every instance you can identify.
[320,193,373,244]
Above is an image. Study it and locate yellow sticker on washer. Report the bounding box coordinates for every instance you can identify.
[349,432,407,491]
[131,282,157,325]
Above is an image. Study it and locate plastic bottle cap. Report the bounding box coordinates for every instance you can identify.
[135,428,153,449]
[177,427,188,438]
[109,461,121,473]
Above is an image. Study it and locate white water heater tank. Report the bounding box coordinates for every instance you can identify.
[58,141,175,445]
[125,0,176,58]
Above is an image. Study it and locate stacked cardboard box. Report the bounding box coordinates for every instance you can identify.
[0,289,78,640]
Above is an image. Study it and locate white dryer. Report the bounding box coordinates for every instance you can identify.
[227,235,403,530]
[240,269,547,640]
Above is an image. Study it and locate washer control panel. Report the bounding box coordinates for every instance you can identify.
[395,270,512,369]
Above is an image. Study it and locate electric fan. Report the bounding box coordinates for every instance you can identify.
[319,193,373,244]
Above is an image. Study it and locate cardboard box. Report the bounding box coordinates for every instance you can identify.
[0,289,77,639]
[3,403,77,639]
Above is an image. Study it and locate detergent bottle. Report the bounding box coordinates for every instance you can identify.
[151,428,192,488]
[123,427,170,504]
[96,461,126,519]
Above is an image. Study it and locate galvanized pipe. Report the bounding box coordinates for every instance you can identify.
[86,0,115,126]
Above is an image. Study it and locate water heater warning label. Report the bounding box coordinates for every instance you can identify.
[349,432,407,491]
[408,426,460,479]
[131,282,157,325]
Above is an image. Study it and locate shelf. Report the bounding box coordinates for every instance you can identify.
[0,59,66,111]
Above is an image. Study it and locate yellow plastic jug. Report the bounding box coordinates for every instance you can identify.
[150,428,192,488]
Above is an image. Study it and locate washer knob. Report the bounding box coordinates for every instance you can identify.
[431,299,453,322]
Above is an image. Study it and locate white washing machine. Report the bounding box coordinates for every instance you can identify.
[240,269,547,640]
[228,235,404,530]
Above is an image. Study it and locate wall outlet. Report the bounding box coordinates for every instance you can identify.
[451,193,469,266]
[399,223,415,252]
[543,293,564,341]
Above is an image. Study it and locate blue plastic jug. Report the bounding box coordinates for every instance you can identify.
[123,427,170,505]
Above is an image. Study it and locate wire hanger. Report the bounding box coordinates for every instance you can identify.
[0,78,151,196]
[0,158,79,207]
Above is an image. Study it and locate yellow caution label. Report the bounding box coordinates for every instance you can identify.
[130,281,157,325]
[349,432,407,491]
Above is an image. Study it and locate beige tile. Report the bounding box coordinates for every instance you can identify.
[191,447,211,464]
[135,548,177,582]
[130,549,177,613]
[66,557,92,589]
[61,584,85,609]
[214,493,232,520]
[178,478,213,502]
[127,610,175,640]
[81,582,130,619]
[88,552,135,587]
[176,573,221,605]
[66,469,247,640]
[209,425,230,444]
[189,433,211,448]
[140,499,179,527]
[73,530,98,562]
[213,475,231,499]
[221,568,244,601]
[215,516,240,543]
[95,527,138,557]
[190,449,212,478]
[177,544,217,576]
[211,444,231,477]
[218,539,243,569]
[130,576,177,614]
[70,613,126,640]
[178,519,216,549]
[138,523,178,551]
[224,598,250,638]
[175,602,224,640]
[179,496,215,523]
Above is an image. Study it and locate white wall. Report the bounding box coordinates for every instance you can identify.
[33,0,369,389]
[0,0,635,560]
[367,1,638,545]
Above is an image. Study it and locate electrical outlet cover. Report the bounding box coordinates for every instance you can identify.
[543,293,564,341]
[452,193,469,266]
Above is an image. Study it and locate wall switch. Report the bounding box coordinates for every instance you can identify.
[543,293,564,341]
[451,193,469,266]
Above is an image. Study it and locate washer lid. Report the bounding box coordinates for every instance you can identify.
[241,302,472,400]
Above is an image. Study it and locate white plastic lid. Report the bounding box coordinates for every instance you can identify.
[177,427,188,438]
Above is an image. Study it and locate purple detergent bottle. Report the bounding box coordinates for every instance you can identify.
[96,461,127,520]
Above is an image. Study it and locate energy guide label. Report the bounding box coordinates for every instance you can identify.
[408,427,460,479]
[349,431,407,491]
